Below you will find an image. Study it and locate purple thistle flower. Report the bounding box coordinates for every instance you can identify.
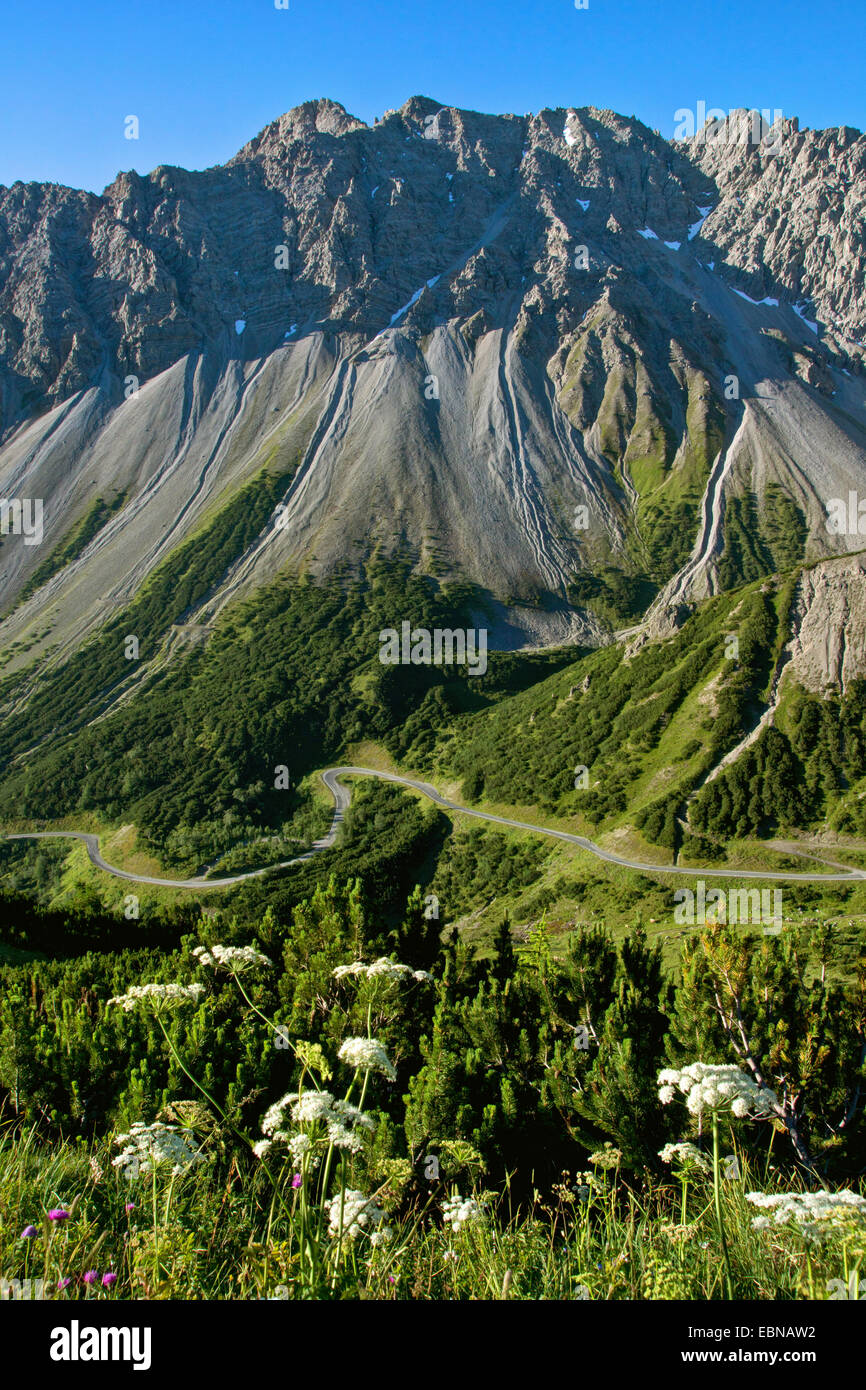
[102,1272,117,1288]
[57,1278,72,1290]
[82,1270,98,1285]
[20,1225,38,1239]
[48,1209,69,1221]
[291,1172,302,1189]
[125,1202,135,1213]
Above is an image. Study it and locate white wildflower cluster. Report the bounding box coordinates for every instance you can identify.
[107,982,205,1013]
[111,1122,205,1180]
[320,1100,374,1152]
[659,1142,711,1174]
[747,1190,866,1241]
[442,1194,483,1234]
[192,943,272,973]
[326,1190,392,1243]
[288,1133,312,1164]
[333,958,431,983]
[337,1037,397,1081]
[588,1145,622,1170]
[658,1064,777,1119]
[253,1089,374,1161]
[280,1091,332,1128]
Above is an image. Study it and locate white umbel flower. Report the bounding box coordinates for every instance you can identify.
[192,943,272,973]
[442,1194,482,1234]
[107,982,205,1013]
[333,957,432,983]
[111,1122,205,1179]
[659,1142,711,1174]
[253,1090,375,1160]
[337,1037,397,1081]
[288,1133,312,1164]
[327,1099,375,1151]
[289,1090,336,1125]
[325,1190,391,1242]
[366,958,411,980]
[261,1092,297,1137]
[658,1063,776,1119]
[747,1190,866,1241]
[332,961,368,979]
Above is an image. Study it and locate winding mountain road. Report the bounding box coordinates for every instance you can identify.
[4,766,865,890]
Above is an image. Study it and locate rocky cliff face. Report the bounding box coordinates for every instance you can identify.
[786,555,866,694]
[1,97,865,670]
[688,111,866,340]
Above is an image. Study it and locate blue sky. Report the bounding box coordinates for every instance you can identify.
[2,0,863,193]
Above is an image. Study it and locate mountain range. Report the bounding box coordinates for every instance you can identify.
[1,96,865,664]
[2,96,866,878]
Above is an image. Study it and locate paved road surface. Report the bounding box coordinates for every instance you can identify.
[5,765,864,889]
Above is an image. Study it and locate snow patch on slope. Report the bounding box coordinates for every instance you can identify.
[793,303,819,334]
[733,289,779,307]
[688,206,713,239]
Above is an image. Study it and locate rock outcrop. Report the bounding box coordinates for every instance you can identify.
[786,554,866,693]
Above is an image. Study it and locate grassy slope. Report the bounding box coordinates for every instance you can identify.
[3,533,866,962]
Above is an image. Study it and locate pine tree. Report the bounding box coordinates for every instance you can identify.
[571,925,671,1167]
[390,884,442,970]
[667,924,866,1176]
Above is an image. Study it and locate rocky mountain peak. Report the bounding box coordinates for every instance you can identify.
[1,97,866,668]
[231,97,366,164]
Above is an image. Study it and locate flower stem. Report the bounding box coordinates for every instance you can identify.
[712,1112,735,1300]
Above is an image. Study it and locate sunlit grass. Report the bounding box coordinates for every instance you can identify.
[2,1122,862,1302]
